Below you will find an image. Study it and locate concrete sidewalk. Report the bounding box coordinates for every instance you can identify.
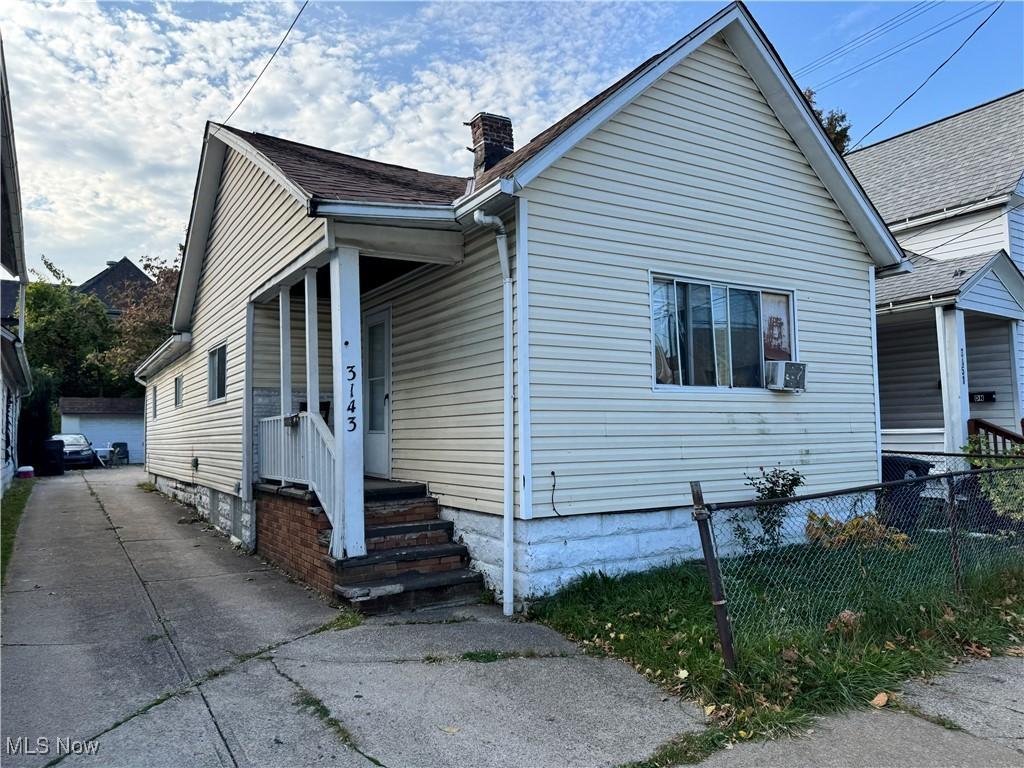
[2,469,1021,767]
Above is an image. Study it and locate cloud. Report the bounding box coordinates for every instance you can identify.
[1,0,689,282]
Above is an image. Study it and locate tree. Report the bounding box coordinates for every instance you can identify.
[803,88,852,155]
[98,253,179,383]
[23,256,125,397]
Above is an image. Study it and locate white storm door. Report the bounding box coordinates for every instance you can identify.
[362,308,391,478]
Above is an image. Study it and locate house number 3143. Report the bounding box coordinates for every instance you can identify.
[346,365,358,431]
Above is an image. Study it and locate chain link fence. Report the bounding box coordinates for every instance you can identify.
[691,460,1024,666]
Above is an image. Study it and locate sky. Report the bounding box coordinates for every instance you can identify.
[2,1,1021,284]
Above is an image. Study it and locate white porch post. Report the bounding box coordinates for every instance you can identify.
[279,287,292,415]
[304,268,320,413]
[329,247,366,557]
[936,306,970,453]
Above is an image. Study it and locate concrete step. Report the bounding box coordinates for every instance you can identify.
[334,542,469,585]
[364,519,454,551]
[364,497,440,527]
[334,568,484,614]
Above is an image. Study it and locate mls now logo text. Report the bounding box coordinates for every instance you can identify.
[5,737,100,756]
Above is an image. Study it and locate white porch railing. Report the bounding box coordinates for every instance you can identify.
[258,412,341,556]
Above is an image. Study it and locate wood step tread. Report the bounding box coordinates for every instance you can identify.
[334,568,483,602]
[336,542,467,569]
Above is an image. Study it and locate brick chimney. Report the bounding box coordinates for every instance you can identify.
[466,113,514,177]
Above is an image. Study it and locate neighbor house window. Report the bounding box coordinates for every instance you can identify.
[151,387,157,419]
[208,345,227,402]
[174,375,183,407]
[652,276,794,389]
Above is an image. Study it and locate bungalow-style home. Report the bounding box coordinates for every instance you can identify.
[59,397,145,464]
[78,257,153,318]
[1,36,31,492]
[136,2,905,612]
[847,91,1024,455]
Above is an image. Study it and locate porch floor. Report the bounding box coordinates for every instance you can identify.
[363,477,427,501]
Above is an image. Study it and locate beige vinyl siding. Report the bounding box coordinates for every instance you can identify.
[966,315,1019,431]
[362,223,506,515]
[253,298,334,400]
[522,34,880,515]
[145,148,324,494]
[876,314,943,430]
[1007,202,1024,412]
[897,206,1008,261]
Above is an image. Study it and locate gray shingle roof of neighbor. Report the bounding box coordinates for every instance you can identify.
[58,397,144,416]
[78,257,153,313]
[846,90,1024,225]
[875,249,1004,307]
[215,125,470,206]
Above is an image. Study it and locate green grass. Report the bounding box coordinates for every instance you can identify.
[532,559,1024,765]
[1,478,36,585]
[137,481,157,493]
[312,610,363,634]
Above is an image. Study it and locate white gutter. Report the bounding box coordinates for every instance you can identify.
[473,209,514,616]
[134,332,193,384]
[311,201,458,222]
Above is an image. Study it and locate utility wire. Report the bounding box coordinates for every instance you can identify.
[216,0,310,130]
[848,2,1003,151]
[913,200,1023,258]
[814,2,992,91]
[794,1,938,78]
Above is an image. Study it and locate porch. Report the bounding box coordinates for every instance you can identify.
[877,307,1023,455]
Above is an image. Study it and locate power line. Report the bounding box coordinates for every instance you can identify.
[217,0,310,129]
[814,2,992,92]
[848,2,1003,151]
[794,1,938,78]
[915,199,1023,258]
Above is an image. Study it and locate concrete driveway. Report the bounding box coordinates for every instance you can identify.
[1,469,703,768]
[3,469,1021,768]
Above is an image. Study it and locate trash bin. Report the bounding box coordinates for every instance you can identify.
[41,439,65,476]
[111,442,129,466]
[880,455,933,531]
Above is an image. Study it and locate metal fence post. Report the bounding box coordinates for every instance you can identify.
[946,477,963,595]
[690,481,737,671]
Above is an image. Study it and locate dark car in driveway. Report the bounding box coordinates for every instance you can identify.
[51,433,97,468]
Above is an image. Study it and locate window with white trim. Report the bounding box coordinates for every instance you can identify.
[652,276,793,389]
[151,387,157,419]
[208,345,227,402]
[174,375,183,407]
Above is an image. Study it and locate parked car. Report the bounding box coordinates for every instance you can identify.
[51,433,96,468]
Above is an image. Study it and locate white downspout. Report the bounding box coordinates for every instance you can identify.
[474,209,514,616]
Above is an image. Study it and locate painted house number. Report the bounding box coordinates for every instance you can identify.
[346,365,358,431]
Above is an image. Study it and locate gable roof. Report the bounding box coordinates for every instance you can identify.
[78,257,153,313]
[215,125,469,207]
[847,91,1024,225]
[59,397,144,416]
[1,35,26,282]
[875,248,1024,315]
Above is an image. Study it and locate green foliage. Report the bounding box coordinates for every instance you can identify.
[803,88,852,155]
[963,437,1024,522]
[729,466,805,553]
[532,561,1023,763]
[1,478,35,584]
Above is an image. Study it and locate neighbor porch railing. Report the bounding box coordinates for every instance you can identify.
[968,418,1024,455]
[258,412,340,554]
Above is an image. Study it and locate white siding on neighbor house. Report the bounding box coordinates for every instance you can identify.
[1008,201,1024,414]
[61,414,144,463]
[880,429,945,454]
[965,314,1019,432]
[896,205,1008,261]
[876,314,944,430]
[959,270,1024,318]
[145,148,324,495]
[522,35,882,515]
[362,223,506,515]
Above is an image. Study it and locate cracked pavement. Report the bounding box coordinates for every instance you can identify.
[3,469,1021,767]
[1,469,703,767]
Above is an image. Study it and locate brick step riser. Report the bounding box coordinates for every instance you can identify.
[366,529,451,551]
[336,553,468,586]
[364,500,440,527]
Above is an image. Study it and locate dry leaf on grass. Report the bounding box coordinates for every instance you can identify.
[1006,646,1024,657]
[439,726,460,735]
[870,692,889,708]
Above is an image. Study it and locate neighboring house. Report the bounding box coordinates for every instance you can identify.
[1,35,31,492]
[135,2,904,610]
[58,397,145,464]
[847,91,1024,454]
[78,257,152,317]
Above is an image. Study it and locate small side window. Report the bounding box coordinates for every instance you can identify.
[174,375,183,407]
[151,387,157,420]
[208,345,227,402]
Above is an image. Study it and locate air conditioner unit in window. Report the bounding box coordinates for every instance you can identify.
[765,361,806,392]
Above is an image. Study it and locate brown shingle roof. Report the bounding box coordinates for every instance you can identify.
[59,397,144,416]
[215,125,469,206]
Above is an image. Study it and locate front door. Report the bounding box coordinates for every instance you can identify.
[362,307,391,478]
